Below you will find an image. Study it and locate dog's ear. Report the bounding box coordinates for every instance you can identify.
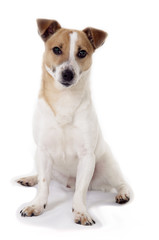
[37,19,61,42]
[83,27,107,50]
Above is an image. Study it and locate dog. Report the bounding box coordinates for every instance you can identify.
[17,19,131,226]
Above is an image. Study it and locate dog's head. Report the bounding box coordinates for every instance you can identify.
[37,19,107,89]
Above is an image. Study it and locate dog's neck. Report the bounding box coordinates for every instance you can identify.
[39,64,91,125]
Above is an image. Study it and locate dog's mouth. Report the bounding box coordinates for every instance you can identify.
[61,81,72,87]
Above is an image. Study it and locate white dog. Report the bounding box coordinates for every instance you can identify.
[17,19,130,226]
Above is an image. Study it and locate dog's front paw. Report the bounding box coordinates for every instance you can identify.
[20,204,45,217]
[72,209,95,226]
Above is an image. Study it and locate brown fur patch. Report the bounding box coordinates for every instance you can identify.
[39,29,73,114]
[75,31,94,72]
[39,28,94,114]
[44,29,71,67]
[37,20,107,115]
[39,66,58,115]
[83,27,107,49]
[37,19,61,42]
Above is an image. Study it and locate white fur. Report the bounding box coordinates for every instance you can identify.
[19,31,130,224]
[69,32,77,60]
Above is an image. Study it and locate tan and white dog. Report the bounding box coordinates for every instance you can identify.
[17,19,131,226]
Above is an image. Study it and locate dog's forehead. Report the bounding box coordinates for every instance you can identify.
[46,28,93,52]
[46,29,70,48]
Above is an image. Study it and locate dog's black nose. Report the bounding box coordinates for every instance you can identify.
[62,69,74,82]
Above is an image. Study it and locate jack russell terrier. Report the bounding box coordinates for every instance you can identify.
[17,19,131,226]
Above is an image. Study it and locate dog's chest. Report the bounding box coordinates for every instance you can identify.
[33,99,88,174]
[48,124,80,176]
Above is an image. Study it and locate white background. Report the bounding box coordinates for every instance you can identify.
[0,0,159,239]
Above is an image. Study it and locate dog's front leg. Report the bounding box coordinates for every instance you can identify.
[20,147,52,217]
[72,151,96,226]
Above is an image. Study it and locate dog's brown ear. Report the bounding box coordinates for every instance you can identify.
[83,27,107,50]
[37,19,61,42]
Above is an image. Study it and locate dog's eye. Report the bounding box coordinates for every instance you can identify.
[77,50,87,58]
[52,47,62,55]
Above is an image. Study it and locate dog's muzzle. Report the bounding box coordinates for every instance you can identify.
[61,69,75,87]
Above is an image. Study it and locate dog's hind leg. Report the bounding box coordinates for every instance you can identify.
[91,146,131,204]
[17,175,38,187]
